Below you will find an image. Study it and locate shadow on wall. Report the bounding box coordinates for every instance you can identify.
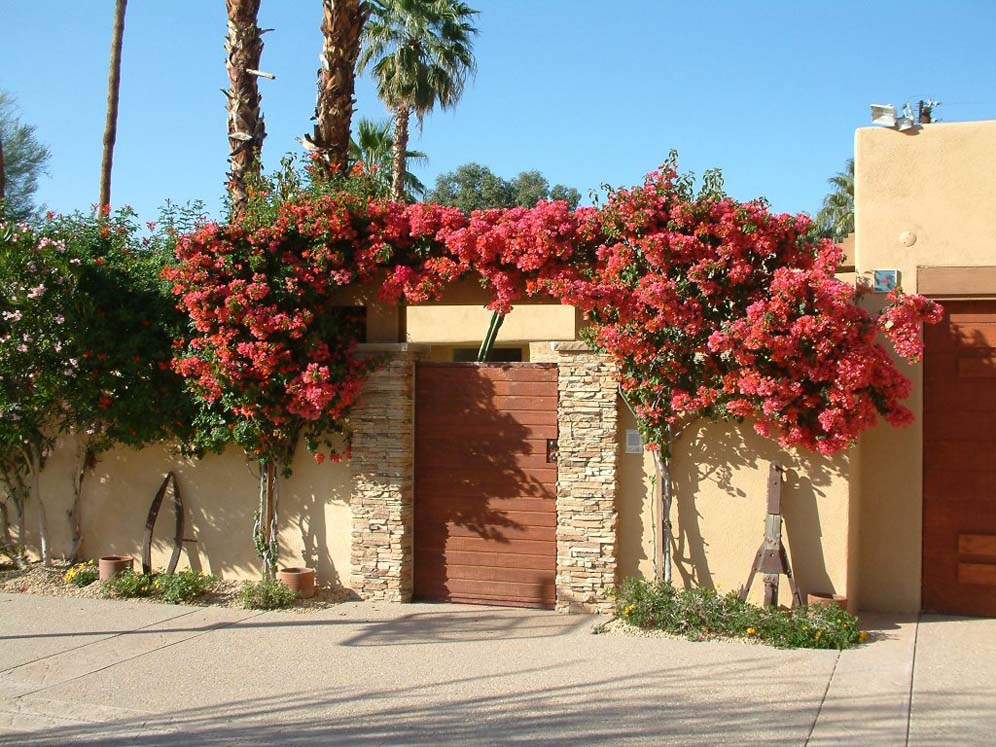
[669,419,847,601]
[414,363,557,605]
[69,437,353,587]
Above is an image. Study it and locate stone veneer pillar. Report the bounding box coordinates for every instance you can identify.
[348,344,423,601]
[532,341,619,613]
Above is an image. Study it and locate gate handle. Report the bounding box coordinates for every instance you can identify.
[546,439,559,463]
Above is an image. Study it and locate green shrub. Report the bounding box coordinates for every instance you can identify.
[153,570,217,604]
[613,577,865,650]
[239,578,298,610]
[64,561,99,588]
[104,570,155,598]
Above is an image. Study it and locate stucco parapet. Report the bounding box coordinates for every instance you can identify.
[355,343,432,355]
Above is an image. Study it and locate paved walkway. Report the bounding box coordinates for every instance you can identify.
[0,593,993,746]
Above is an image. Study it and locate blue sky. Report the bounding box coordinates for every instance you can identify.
[2,0,995,223]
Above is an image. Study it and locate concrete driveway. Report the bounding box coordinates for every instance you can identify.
[0,593,993,746]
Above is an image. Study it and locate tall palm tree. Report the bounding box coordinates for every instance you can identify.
[98,0,128,212]
[313,0,369,176]
[816,158,854,242]
[225,0,267,217]
[349,117,427,199]
[358,0,478,201]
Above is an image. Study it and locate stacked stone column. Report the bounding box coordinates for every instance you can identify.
[532,342,619,613]
[348,344,422,601]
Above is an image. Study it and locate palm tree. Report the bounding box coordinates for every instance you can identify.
[225,0,267,217]
[98,0,128,212]
[349,117,427,199]
[358,0,478,201]
[816,158,854,242]
[313,0,369,176]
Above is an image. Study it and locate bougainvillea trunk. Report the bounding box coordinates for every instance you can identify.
[225,0,266,217]
[314,0,367,177]
[98,0,127,212]
[254,462,279,579]
[649,445,674,585]
[391,105,410,202]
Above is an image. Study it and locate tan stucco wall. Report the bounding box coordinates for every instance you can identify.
[854,120,996,612]
[617,407,855,609]
[14,436,352,586]
[406,304,576,345]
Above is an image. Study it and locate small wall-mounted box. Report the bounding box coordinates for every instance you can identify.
[625,429,643,454]
[873,269,899,293]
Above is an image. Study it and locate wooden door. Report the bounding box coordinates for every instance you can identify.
[414,363,558,608]
[923,300,996,616]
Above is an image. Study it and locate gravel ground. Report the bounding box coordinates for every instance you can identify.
[0,561,352,612]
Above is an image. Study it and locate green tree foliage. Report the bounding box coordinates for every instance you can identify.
[349,117,428,199]
[358,0,479,201]
[815,158,854,242]
[0,92,51,222]
[428,162,581,213]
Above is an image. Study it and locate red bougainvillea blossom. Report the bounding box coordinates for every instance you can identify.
[167,159,941,470]
[552,159,942,456]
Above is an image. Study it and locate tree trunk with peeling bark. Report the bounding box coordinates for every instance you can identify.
[390,105,410,202]
[27,450,50,567]
[67,439,95,563]
[313,0,367,177]
[225,0,266,217]
[99,0,127,212]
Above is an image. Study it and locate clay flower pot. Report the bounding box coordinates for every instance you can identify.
[99,555,134,581]
[807,592,847,610]
[277,567,316,599]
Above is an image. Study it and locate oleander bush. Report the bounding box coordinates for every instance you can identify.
[613,577,866,650]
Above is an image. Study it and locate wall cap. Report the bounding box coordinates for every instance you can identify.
[355,343,432,353]
[549,341,593,352]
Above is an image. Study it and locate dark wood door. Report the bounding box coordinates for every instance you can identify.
[923,300,996,616]
[414,362,557,609]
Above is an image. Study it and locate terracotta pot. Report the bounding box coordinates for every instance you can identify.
[99,555,134,581]
[807,592,847,610]
[277,567,316,599]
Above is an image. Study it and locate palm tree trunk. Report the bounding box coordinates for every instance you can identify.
[99,0,128,212]
[225,0,266,218]
[391,105,410,202]
[314,0,367,177]
[0,133,6,211]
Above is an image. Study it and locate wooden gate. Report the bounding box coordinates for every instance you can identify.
[414,362,558,608]
[923,300,996,616]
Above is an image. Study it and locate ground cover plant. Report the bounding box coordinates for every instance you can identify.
[103,569,218,604]
[63,560,99,588]
[239,577,298,610]
[612,577,866,650]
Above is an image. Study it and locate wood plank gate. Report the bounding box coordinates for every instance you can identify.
[923,300,996,616]
[414,362,558,609]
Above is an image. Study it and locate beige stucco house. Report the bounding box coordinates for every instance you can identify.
[14,120,996,616]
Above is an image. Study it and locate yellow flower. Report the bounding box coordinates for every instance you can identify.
[858,631,869,643]
[623,604,637,617]
[746,627,756,636]
[814,630,822,639]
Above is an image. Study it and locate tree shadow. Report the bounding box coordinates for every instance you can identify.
[670,420,846,600]
[413,362,558,607]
